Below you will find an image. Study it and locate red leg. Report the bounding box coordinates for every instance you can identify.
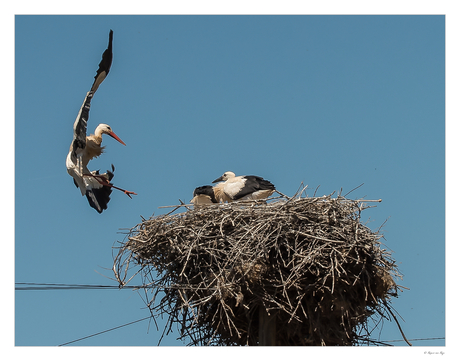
[83,173,137,198]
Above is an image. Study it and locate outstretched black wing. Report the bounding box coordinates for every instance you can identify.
[69,91,93,170]
[69,30,113,177]
[91,29,113,92]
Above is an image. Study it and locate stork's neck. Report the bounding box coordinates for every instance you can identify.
[91,126,105,144]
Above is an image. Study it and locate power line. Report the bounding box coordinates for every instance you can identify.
[15,282,215,291]
[15,282,157,346]
[15,282,146,290]
[58,319,443,347]
[58,316,152,346]
[382,337,445,343]
[18,283,445,346]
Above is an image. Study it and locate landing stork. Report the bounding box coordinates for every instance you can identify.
[66,29,136,213]
[212,171,275,202]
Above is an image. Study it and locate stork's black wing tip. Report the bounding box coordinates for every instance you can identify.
[86,185,113,214]
[107,167,115,182]
[90,31,114,92]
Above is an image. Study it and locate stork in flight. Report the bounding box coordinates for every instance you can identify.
[212,171,276,202]
[66,29,136,213]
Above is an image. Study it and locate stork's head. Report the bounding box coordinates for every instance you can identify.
[95,123,126,145]
[212,171,236,183]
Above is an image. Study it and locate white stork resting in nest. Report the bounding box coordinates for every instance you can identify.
[210,171,276,202]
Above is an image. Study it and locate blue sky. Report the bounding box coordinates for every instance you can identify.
[8,6,454,358]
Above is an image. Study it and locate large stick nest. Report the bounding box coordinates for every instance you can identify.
[113,188,405,346]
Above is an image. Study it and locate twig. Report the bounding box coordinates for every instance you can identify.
[384,302,412,346]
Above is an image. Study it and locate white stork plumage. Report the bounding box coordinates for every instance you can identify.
[211,171,276,202]
[66,29,136,213]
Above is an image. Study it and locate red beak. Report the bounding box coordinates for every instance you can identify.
[108,131,126,146]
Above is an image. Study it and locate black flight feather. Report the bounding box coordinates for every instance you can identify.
[91,29,113,92]
[193,185,218,203]
[233,176,275,200]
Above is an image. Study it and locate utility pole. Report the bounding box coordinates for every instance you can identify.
[259,307,277,346]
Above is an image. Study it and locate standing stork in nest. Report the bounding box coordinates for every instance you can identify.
[66,29,136,213]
